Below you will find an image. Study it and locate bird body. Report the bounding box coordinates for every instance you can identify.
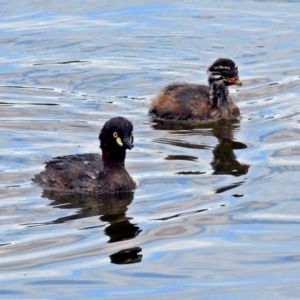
[149,58,242,121]
[34,117,136,194]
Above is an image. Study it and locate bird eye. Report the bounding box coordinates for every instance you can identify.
[113,132,118,138]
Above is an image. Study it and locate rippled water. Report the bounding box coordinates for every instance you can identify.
[1,0,300,298]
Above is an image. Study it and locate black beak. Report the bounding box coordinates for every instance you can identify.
[123,137,133,150]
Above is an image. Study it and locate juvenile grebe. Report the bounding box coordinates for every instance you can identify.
[149,58,242,121]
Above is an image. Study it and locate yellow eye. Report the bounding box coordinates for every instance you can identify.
[113,132,118,138]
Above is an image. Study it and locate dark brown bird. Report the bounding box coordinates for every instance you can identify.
[34,117,136,194]
[149,58,242,121]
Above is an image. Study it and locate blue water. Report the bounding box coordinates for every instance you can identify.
[1,0,300,299]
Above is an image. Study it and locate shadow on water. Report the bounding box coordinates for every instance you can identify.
[41,190,142,264]
[152,119,250,193]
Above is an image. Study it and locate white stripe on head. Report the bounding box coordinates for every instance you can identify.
[210,73,223,80]
[214,65,231,70]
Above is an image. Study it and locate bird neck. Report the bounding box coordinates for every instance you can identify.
[208,74,229,108]
[101,149,126,170]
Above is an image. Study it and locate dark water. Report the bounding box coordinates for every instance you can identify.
[1,0,300,299]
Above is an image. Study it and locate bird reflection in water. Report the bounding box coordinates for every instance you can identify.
[42,190,142,264]
[209,122,249,176]
[152,119,250,194]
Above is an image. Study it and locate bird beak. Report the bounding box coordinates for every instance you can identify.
[227,76,242,86]
[122,137,133,150]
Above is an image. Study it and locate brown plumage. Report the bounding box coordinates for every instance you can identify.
[149,58,242,121]
[33,117,136,194]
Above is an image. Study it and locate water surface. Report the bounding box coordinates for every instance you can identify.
[1,0,300,299]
